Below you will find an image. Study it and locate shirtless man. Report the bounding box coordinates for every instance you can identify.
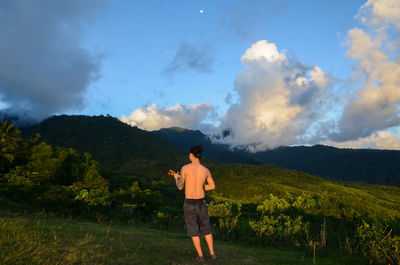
[174,145,217,262]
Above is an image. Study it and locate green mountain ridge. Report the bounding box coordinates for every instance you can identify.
[152,127,400,186]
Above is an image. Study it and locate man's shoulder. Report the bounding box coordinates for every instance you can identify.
[181,163,191,170]
[201,164,210,171]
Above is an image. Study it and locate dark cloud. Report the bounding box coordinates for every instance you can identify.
[0,0,104,120]
[331,101,400,142]
[162,42,214,76]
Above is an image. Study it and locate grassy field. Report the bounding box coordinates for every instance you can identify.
[0,212,365,265]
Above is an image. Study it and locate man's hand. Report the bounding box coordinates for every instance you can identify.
[169,169,184,190]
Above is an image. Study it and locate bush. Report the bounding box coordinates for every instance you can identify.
[357,219,400,264]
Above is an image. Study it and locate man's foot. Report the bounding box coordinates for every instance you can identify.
[193,256,204,262]
[210,254,218,260]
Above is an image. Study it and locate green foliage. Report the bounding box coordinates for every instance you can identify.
[249,194,309,248]
[68,154,111,206]
[357,220,400,264]
[4,166,38,187]
[208,201,242,235]
[1,121,112,210]
[0,121,28,174]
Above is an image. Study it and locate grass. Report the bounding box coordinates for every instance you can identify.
[0,212,365,265]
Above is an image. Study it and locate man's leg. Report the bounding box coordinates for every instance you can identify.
[204,233,215,255]
[191,236,203,257]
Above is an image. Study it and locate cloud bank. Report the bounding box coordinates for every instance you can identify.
[0,0,104,120]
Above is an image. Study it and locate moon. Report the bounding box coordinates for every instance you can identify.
[200,9,204,14]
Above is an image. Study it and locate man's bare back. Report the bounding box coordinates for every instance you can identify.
[181,162,215,199]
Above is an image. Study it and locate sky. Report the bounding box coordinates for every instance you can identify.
[0,0,400,151]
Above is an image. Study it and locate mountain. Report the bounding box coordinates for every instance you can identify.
[152,128,400,186]
[152,127,257,164]
[21,115,188,179]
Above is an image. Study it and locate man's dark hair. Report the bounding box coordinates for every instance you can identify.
[190,145,204,159]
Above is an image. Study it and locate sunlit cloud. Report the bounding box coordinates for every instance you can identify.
[213,40,331,152]
[120,103,216,132]
[331,0,400,142]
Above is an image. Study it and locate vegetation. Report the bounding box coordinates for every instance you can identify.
[1,116,399,264]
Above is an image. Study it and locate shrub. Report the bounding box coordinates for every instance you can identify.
[357,220,400,264]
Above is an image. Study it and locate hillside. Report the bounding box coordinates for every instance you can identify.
[21,115,188,179]
[210,163,400,220]
[153,128,400,186]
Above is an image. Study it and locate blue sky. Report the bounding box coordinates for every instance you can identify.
[1,0,400,151]
[81,0,365,117]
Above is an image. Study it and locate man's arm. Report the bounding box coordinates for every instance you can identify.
[174,167,185,190]
[204,170,215,191]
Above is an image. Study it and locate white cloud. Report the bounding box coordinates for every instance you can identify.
[120,103,216,131]
[214,40,331,152]
[359,0,400,28]
[332,0,400,142]
[324,130,400,150]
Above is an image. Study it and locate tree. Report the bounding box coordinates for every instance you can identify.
[0,121,25,174]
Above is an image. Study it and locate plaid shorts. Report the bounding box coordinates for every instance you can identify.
[183,198,212,237]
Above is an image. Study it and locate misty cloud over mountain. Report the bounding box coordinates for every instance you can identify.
[0,0,104,121]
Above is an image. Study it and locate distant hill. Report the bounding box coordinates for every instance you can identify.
[21,115,188,179]
[152,127,257,164]
[152,128,400,186]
